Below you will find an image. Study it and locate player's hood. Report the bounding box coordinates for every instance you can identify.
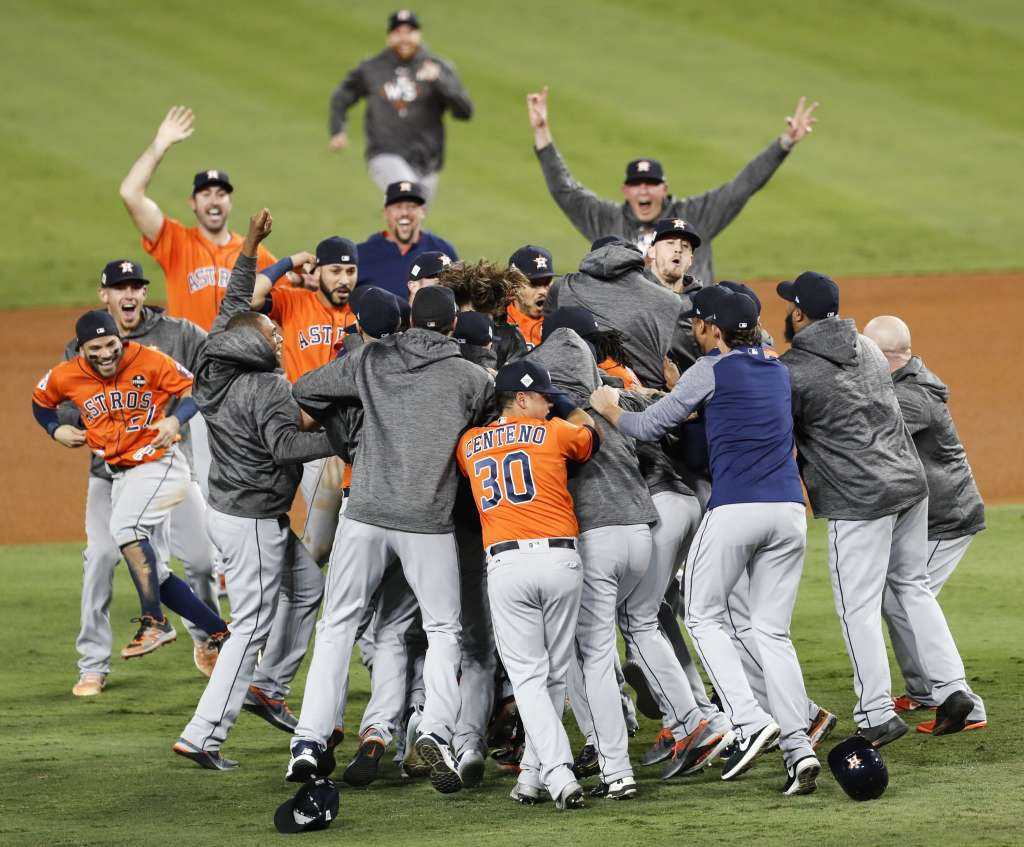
[893,356,949,403]
[525,328,602,405]
[789,317,859,368]
[386,327,464,372]
[578,242,646,281]
[193,326,279,411]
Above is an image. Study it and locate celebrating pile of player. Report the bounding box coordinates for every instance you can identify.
[31,8,988,819]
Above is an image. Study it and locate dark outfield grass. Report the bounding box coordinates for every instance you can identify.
[1,507,1021,846]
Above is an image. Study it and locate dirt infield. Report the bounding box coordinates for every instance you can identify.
[5,272,1022,544]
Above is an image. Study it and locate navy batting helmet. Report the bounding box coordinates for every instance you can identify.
[827,735,888,801]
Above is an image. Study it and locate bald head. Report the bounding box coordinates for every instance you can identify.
[864,315,912,372]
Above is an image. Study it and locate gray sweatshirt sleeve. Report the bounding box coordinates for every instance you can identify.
[535,144,619,239]
[329,63,368,136]
[258,380,334,465]
[178,320,209,372]
[680,139,789,239]
[434,58,473,119]
[210,254,257,336]
[616,356,716,442]
[292,353,363,421]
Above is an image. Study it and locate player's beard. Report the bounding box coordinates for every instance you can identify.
[784,312,796,343]
[322,280,350,307]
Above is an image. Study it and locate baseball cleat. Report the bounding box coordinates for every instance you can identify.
[120,615,176,659]
[402,708,430,778]
[782,755,821,796]
[343,735,386,787]
[641,727,676,767]
[193,630,229,678]
[72,672,106,697]
[414,732,463,794]
[808,708,838,750]
[662,722,734,780]
[555,783,587,810]
[894,693,933,714]
[286,739,325,783]
[243,686,298,733]
[929,690,974,736]
[457,748,486,788]
[173,737,238,771]
[856,715,908,749]
[622,661,661,720]
[590,776,637,800]
[917,717,987,734]
[721,720,780,780]
[572,743,600,779]
[509,782,545,806]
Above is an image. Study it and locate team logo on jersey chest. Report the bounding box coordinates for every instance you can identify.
[381,69,419,116]
[131,374,147,389]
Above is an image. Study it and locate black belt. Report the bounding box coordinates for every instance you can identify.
[487,537,576,556]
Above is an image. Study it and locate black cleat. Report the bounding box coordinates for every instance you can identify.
[722,721,780,780]
[782,755,821,796]
[414,733,463,795]
[343,736,386,787]
[931,690,973,736]
[572,743,600,779]
[172,738,238,771]
[857,715,908,749]
[242,686,298,733]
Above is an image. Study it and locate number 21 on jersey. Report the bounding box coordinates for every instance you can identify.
[472,450,537,511]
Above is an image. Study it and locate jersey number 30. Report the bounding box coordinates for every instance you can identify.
[473,450,536,511]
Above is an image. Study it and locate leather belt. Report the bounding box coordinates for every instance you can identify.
[487,537,576,557]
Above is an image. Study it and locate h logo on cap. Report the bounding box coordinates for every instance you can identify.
[637,161,651,172]
[398,9,411,19]
[400,181,412,192]
[673,219,687,229]
[534,256,548,269]
[120,261,134,274]
[207,170,218,180]
[440,254,452,266]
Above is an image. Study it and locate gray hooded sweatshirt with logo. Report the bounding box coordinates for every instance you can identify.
[891,357,985,540]
[292,327,494,534]
[780,317,926,521]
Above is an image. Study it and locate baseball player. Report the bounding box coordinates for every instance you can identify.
[328,9,474,199]
[457,360,599,809]
[526,85,818,283]
[506,245,555,349]
[64,259,221,696]
[863,315,988,731]
[174,210,335,771]
[286,284,493,795]
[407,250,454,302]
[441,260,527,368]
[33,311,229,662]
[592,286,822,795]
[779,272,981,745]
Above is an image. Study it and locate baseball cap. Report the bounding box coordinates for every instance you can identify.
[776,271,840,319]
[409,251,453,282]
[76,310,120,346]
[683,285,729,320]
[453,311,494,346]
[508,245,554,281]
[411,284,457,331]
[494,360,562,396]
[710,289,758,332]
[652,217,702,249]
[101,259,149,287]
[624,158,665,184]
[718,280,761,316]
[590,235,625,251]
[541,307,600,343]
[388,9,420,30]
[385,180,426,206]
[192,169,233,195]
[274,778,340,834]
[316,236,359,267]
[355,287,401,339]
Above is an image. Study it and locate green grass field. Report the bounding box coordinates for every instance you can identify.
[3,0,1023,310]
[3,508,1022,846]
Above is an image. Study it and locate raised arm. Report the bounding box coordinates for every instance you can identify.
[251,250,316,311]
[119,106,195,241]
[328,63,369,152]
[210,209,273,334]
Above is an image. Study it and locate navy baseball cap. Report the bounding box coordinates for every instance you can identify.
[76,310,120,346]
[101,259,149,287]
[652,217,702,249]
[718,280,761,316]
[776,271,840,319]
[454,311,494,346]
[590,235,625,251]
[385,180,426,206]
[411,284,457,331]
[355,287,401,339]
[541,307,600,343]
[274,778,340,834]
[624,158,664,184]
[316,236,358,267]
[388,9,420,30]
[494,360,561,395]
[710,289,759,332]
[192,169,233,195]
[683,285,729,320]
[409,251,453,282]
[509,245,554,281]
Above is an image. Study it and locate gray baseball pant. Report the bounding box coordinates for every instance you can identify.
[882,534,985,721]
[488,544,583,802]
[294,516,462,747]
[827,497,974,729]
[300,457,346,566]
[684,502,814,766]
[366,153,439,203]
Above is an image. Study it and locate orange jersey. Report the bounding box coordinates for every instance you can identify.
[457,416,595,548]
[506,303,544,349]
[143,216,276,331]
[266,286,357,382]
[598,357,642,390]
[33,341,193,468]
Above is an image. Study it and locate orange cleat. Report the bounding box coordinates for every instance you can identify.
[894,694,933,714]
[72,672,106,697]
[916,718,987,734]
[121,615,176,659]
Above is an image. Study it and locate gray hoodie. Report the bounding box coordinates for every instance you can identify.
[194,255,333,519]
[526,329,657,532]
[546,243,682,389]
[892,357,985,540]
[293,328,494,534]
[535,139,789,284]
[781,317,926,521]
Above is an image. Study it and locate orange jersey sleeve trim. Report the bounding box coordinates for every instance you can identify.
[598,357,642,390]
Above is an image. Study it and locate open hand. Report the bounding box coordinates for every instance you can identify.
[782,96,819,148]
[154,106,194,152]
[243,208,273,256]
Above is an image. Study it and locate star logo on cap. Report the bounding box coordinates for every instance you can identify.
[207,170,218,180]
[520,373,534,388]
[637,161,651,172]
[534,256,548,269]
[439,254,452,266]
[673,219,687,229]
[847,753,862,769]
[120,261,134,274]
[398,9,411,19]
[400,181,412,192]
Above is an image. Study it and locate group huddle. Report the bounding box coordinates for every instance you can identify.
[29,20,988,828]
